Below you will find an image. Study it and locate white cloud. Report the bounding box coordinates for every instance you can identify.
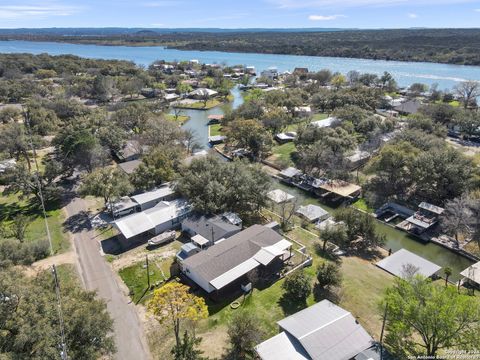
[0,4,81,19]
[268,0,476,9]
[408,12,418,18]
[475,8,480,11]
[308,14,346,20]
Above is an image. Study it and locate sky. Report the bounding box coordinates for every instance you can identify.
[0,0,480,29]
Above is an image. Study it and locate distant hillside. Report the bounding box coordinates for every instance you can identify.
[0,28,479,65]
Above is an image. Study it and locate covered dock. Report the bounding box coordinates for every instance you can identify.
[376,248,441,279]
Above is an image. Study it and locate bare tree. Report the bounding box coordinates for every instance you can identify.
[278,195,299,230]
[440,195,474,245]
[454,81,480,109]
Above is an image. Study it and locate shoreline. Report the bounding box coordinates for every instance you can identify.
[1,38,480,68]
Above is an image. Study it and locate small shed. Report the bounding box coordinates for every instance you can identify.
[376,249,441,279]
[296,204,329,223]
[267,189,295,204]
[118,159,142,175]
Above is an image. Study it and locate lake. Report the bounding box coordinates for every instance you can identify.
[1,39,475,279]
[1,40,480,90]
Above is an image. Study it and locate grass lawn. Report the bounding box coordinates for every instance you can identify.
[0,192,69,254]
[195,226,392,346]
[174,99,222,110]
[435,100,461,107]
[311,113,329,121]
[269,142,296,167]
[165,114,190,123]
[119,256,174,304]
[209,124,222,136]
[351,198,375,213]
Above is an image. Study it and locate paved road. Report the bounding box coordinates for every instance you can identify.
[65,196,150,360]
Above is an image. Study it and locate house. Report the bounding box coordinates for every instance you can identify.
[131,185,176,211]
[108,197,138,218]
[393,99,421,115]
[311,116,338,128]
[255,300,375,360]
[260,67,279,80]
[294,106,312,117]
[376,248,441,279]
[118,159,142,175]
[267,189,295,204]
[275,131,297,144]
[397,202,444,235]
[188,88,218,99]
[181,213,242,246]
[346,149,371,170]
[460,261,480,289]
[208,135,226,145]
[164,93,179,102]
[180,225,292,294]
[113,199,192,240]
[279,167,302,183]
[116,139,143,162]
[296,204,329,223]
[245,66,256,75]
[207,114,224,124]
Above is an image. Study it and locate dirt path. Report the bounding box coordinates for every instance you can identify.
[24,251,76,276]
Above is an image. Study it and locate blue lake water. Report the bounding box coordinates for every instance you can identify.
[1,40,480,90]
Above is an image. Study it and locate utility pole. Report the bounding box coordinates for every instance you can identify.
[146,254,150,289]
[52,265,68,360]
[379,302,388,360]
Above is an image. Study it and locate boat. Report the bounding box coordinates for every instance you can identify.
[147,230,176,247]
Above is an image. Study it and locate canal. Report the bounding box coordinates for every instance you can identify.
[176,87,474,281]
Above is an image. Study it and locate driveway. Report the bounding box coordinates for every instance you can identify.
[65,196,150,360]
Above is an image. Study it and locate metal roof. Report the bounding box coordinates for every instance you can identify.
[191,234,209,247]
[267,189,295,204]
[296,205,329,222]
[131,186,175,206]
[376,248,442,279]
[210,258,259,290]
[257,300,374,360]
[460,261,480,285]
[418,202,444,215]
[280,167,301,178]
[114,199,191,239]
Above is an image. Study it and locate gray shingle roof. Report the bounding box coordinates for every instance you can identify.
[182,213,241,242]
[182,225,283,283]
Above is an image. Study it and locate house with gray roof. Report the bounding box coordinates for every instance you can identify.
[181,213,242,246]
[180,225,292,294]
[255,300,375,360]
[376,248,441,279]
[296,204,330,223]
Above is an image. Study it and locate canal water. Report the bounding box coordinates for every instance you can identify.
[273,182,473,282]
[1,40,480,89]
[1,39,474,279]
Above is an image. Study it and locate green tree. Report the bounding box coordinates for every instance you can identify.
[316,262,342,290]
[171,331,206,360]
[131,146,183,191]
[225,119,273,160]
[79,167,133,214]
[176,157,271,217]
[334,208,386,250]
[382,276,480,358]
[226,312,265,360]
[444,267,452,287]
[8,214,31,243]
[319,224,348,252]
[0,267,115,359]
[282,270,312,304]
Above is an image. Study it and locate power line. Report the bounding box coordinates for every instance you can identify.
[52,265,68,360]
[23,110,54,256]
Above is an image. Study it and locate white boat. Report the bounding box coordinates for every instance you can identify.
[147,230,176,246]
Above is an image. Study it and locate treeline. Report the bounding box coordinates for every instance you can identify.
[3,28,480,65]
